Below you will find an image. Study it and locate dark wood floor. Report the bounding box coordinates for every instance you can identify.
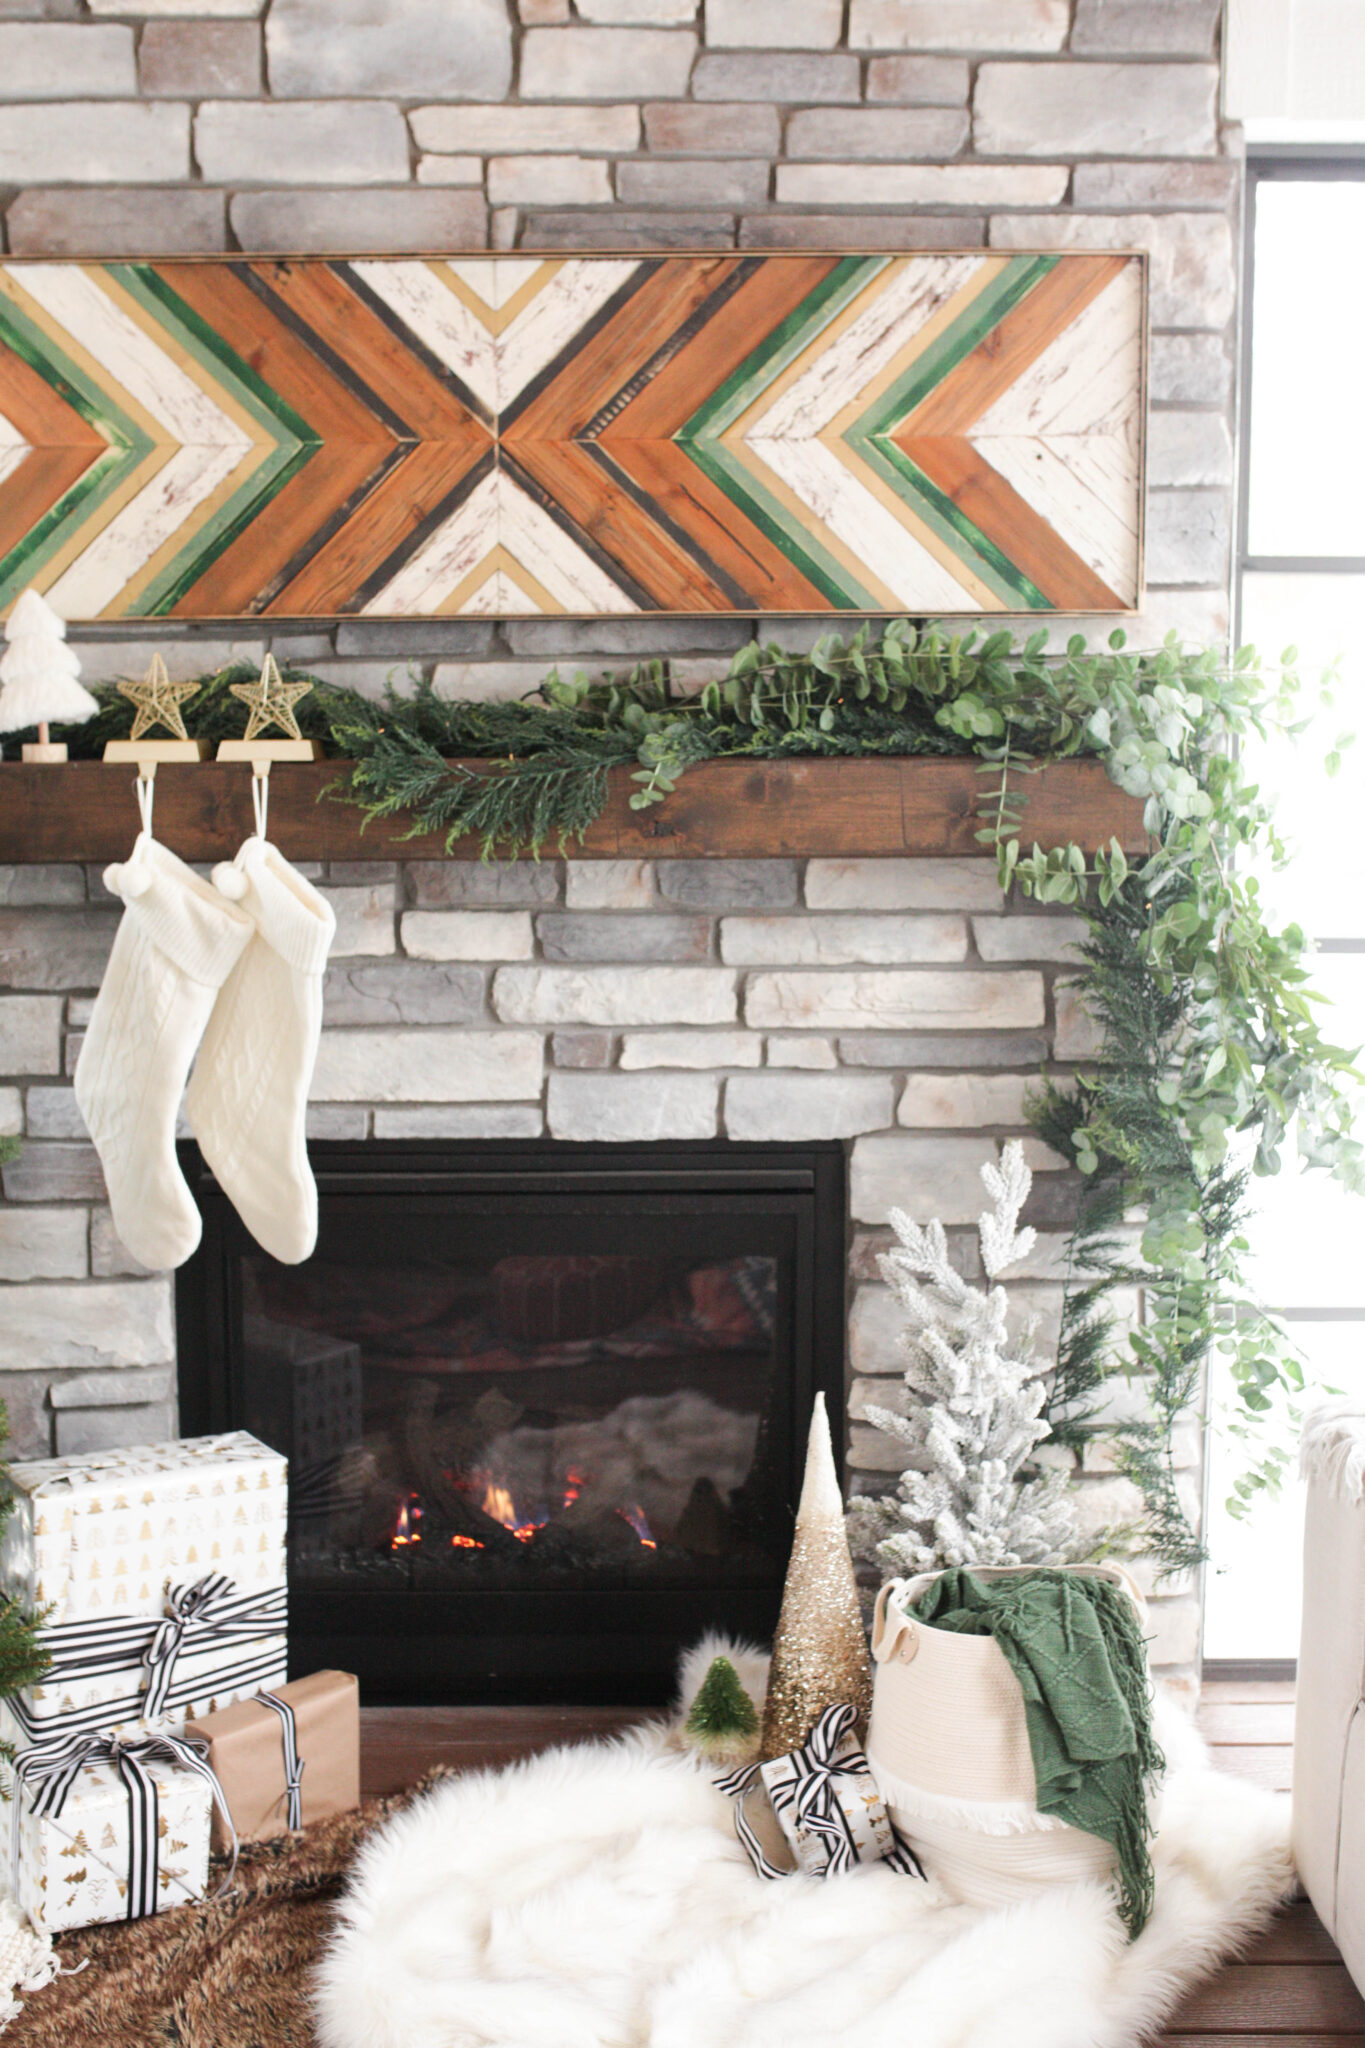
[358,1678,1365,2044]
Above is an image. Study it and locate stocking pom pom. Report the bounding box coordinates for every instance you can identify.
[103,860,150,901]
[212,862,248,901]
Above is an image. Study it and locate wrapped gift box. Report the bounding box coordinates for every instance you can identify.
[0,1432,288,1740]
[186,1669,360,1852]
[0,1431,287,1620]
[5,1734,220,1935]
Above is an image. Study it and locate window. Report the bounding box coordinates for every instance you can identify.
[1203,159,1365,1662]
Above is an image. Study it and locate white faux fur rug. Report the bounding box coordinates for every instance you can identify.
[316,1639,1294,2048]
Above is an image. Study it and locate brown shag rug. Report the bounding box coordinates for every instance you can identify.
[5,1782,430,2047]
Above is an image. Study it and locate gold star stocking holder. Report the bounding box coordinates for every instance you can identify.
[217,655,322,766]
[102,655,211,778]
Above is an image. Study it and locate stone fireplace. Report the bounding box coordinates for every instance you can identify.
[0,850,1201,1698]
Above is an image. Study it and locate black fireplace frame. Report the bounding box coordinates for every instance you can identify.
[176,1138,848,1706]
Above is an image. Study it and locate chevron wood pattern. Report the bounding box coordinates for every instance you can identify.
[0,252,1146,621]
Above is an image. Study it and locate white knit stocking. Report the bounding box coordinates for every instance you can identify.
[186,837,335,1265]
[74,833,254,1272]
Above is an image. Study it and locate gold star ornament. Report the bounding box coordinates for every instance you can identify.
[118,654,198,742]
[229,654,313,742]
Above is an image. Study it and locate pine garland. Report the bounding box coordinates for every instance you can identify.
[6,618,1356,1572]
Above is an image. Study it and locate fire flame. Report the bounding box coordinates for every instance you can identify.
[451,1533,483,1550]
[480,1479,542,1543]
[618,1503,657,1550]
[391,1494,423,1549]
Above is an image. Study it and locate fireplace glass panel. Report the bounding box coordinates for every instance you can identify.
[177,1143,846,1703]
[243,1236,783,1596]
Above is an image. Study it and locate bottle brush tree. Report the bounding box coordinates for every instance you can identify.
[683,1655,760,1767]
[849,1139,1079,1577]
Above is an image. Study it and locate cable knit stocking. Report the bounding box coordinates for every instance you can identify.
[186,837,335,1265]
[74,834,254,1272]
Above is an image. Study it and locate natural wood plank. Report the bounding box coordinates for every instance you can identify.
[1201,1680,1298,1705]
[1207,1746,1294,1792]
[0,755,1149,866]
[1199,1702,1296,1745]
[1161,2037,1365,2045]
[1171,1965,1365,2034]
[1242,1907,1346,1967]
[360,1704,645,1798]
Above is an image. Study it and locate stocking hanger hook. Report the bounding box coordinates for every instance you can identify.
[251,756,270,841]
[135,768,155,839]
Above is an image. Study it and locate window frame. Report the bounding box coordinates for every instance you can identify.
[1236,151,1365,626]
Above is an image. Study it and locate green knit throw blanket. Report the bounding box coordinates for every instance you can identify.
[912,1569,1164,1938]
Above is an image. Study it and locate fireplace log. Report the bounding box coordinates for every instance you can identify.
[402,1382,525,1557]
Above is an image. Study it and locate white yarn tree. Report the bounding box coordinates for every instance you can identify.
[0,588,98,756]
[848,1139,1078,1576]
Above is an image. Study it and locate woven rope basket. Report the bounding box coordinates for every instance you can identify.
[867,1563,1146,1908]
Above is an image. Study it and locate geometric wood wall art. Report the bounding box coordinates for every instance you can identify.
[0,251,1146,621]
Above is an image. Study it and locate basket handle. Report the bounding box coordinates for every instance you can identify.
[871,1580,915,1664]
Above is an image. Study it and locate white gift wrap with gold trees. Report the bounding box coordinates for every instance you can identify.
[0,1432,288,1739]
[4,1743,213,1935]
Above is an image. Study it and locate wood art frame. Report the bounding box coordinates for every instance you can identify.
[0,249,1147,623]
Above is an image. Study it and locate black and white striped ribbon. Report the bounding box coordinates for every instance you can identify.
[5,1640,288,1745]
[718,1702,925,1882]
[12,1730,239,1921]
[142,1575,287,1720]
[256,1691,305,1830]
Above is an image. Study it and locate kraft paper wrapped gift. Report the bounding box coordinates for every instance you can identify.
[186,1670,360,1852]
[4,1731,232,1935]
[0,1432,288,1740]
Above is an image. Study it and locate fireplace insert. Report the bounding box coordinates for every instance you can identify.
[176,1140,847,1705]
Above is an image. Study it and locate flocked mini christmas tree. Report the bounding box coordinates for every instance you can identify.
[0,588,98,761]
[848,1139,1078,1578]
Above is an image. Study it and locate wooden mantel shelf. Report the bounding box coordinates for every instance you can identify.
[0,757,1147,865]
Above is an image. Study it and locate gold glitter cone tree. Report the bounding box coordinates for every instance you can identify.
[760,1393,874,1760]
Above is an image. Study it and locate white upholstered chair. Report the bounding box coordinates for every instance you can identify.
[1293,1400,1365,1989]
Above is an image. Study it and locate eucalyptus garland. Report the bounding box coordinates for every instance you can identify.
[21,621,1360,1571]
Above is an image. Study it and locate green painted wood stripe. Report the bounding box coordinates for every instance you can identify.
[93,265,318,616]
[0,443,129,610]
[131,438,321,617]
[116,263,317,450]
[857,431,1051,609]
[678,436,882,611]
[0,292,157,604]
[678,255,888,446]
[850,254,1058,447]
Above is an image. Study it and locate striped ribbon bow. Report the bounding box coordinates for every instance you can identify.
[257,1692,305,1830]
[12,1731,239,1922]
[719,1702,923,1882]
[141,1573,275,1720]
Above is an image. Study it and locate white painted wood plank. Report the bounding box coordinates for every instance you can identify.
[497,473,636,612]
[976,434,1138,598]
[971,267,1142,439]
[494,259,641,408]
[750,255,984,443]
[447,258,546,310]
[0,402,28,450]
[460,568,541,614]
[7,265,250,452]
[362,467,500,615]
[47,441,247,618]
[752,433,986,611]
[351,260,499,415]
[0,444,31,491]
